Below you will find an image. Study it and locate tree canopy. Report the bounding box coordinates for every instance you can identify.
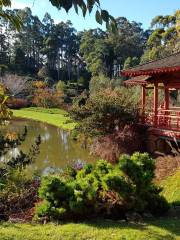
[80,17,148,77]
[141,10,180,63]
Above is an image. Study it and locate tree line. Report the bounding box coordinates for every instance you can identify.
[0,8,179,87]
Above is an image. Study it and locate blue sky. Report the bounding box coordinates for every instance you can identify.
[11,0,180,31]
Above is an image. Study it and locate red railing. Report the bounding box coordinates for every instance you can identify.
[140,108,180,130]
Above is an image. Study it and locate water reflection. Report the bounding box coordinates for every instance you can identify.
[0,119,96,173]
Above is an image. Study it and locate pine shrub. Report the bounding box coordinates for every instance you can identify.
[36,152,169,222]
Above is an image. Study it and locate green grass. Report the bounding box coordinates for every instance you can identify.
[0,218,179,240]
[160,170,180,204]
[12,107,76,130]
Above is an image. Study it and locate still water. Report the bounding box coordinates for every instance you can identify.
[0,119,96,174]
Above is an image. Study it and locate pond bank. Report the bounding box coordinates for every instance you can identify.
[12,107,76,130]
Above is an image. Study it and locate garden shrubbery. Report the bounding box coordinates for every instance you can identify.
[32,88,64,108]
[69,87,139,137]
[0,169,39,221]
[32,81,64,108]
[36,152,169,222]
[7,98,30,109]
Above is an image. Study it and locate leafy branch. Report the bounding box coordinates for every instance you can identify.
[49,0,117,32]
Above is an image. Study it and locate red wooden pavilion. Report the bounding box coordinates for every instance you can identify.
[121,52,180,147]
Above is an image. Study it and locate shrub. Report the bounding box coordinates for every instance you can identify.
[0,169,39,221]
[32,88,64,108]
[37,66,50,80]
[89,74,112,96]
[33,81,47,89]
[69,88,139,137]
[0,85,13,123]
[45,77,54,85]
[56,81,67,92]
[36,152,169,222]
[7,98,30,109]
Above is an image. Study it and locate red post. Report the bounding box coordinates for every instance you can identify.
[141,86,146,123]
[164,86,169,127]
[164,86,169,110]
[154,83,158,126]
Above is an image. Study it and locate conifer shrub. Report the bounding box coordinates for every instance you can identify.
[36,152,169,222]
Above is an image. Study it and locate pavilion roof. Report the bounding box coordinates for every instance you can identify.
[121,52,180,77]
[124,75,151,86]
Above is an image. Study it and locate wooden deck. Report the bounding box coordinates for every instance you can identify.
[140,108,180,140]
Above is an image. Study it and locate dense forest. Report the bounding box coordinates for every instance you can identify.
[0,8,179,88]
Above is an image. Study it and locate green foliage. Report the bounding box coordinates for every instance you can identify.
[80,29,114,77]
[38,67,51,80]
[80,18,146,77]
[123,57,140,70]
[89,74,111,95]
[36,152,169,222]
[141,10,180,63]
[69,87,139,137]
[0,86,12,123]
[89,74,128,95]
[56,81,67,92]
[77,76,89,89]
[0,64,8,76]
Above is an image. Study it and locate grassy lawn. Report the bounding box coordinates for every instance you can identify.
[160,170,180,204]
[12,107,76,130]
[0,218,180,240]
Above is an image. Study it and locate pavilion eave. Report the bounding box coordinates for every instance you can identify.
[124,75,151,86]
[122,66,180,77]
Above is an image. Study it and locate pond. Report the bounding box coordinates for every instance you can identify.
[0,119,97,174]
